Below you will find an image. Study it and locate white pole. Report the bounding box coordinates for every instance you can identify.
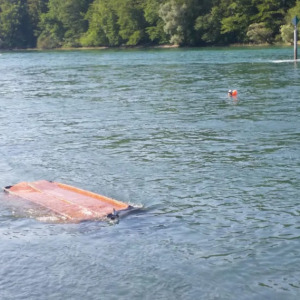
[294,25,298,60]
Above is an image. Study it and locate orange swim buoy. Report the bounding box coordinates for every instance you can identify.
[228,89,238,96]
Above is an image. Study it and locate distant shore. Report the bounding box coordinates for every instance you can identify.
[0,42,297,52]
[0,44,180,52]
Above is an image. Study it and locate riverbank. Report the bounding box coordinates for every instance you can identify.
[0,42,297,52]
[0,44,180,52]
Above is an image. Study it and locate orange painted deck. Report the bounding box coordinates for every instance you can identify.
[4,180,130,222]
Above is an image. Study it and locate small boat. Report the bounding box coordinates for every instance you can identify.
[4,180,132,223]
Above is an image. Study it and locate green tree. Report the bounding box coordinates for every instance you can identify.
[27,0,48,45]
[144,0,168,44]
[159,0,191,45]
[280,23,294,43]
[37,0,91,48]
[115,0,147,45]
[37,3,64,48]
[0,0,298,49]
[81,0,121,46]
[221,0,258,43]
[280,0,300,43]
[284,0,300,22]
[0,0,30,48]
[246,22,273,43]
[253,0,286,39]
[195,1,228,45]
[83,0,148,46]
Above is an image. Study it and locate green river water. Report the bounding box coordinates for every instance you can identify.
[0,47,299,299]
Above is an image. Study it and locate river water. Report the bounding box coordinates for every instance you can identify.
[0,47,299,299]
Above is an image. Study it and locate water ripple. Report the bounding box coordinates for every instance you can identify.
[0,48,299,299]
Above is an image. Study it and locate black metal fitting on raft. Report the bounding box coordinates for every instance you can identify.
[107,205,136,221]
[4,186,12,192]
[107,208,119,221]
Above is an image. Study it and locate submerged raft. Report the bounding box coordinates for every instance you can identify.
[4,180,131,222]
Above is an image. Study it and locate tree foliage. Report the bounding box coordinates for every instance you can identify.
[0,0,31,48]
[280,24,295,43]
[246,22,273,43]
[0,0,299,49]
[37,0,92,48]
[81,0,120,47]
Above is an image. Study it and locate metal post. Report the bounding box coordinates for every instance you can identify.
[292,16,299,61]
[294,25,298,61]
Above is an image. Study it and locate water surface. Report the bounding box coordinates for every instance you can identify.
[0,47,299,299]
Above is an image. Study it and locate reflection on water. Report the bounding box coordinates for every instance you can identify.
[0,47,299,300]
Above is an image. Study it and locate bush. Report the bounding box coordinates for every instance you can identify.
[280,24,295,44]
[37,34,61,49]
[246,23,273,44]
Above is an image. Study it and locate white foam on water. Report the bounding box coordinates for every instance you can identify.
[272,59,300,63]
[127,202,143,209]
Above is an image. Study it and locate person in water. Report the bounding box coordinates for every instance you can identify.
[228,89,237,96]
